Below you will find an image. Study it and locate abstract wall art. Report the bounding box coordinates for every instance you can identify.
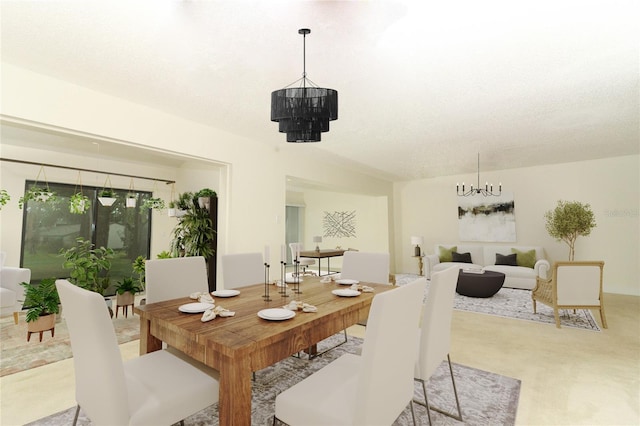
[323,210,356,238]
[458,192,516,242]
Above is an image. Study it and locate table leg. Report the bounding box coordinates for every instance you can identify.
[218,355,252,425]
[138,317,162,355]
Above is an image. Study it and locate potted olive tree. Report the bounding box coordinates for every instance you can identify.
[544,200,597,261]
[20,278,60,342]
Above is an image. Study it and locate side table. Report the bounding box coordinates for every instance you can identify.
[456,270,505,298]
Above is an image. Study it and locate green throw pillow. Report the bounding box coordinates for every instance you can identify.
[511,248,536,268]
[438,246,457,263]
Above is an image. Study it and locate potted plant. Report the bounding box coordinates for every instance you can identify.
[196,188,216,210]
[69,192,90,214]
[167,200,176,217]
[544,200,597,261]
[60,237,114,296]
[0,189,10,210]
[126,192,137,208]
[114,277,143,317]
[18,185,57,209]
[142,196,166,210]
[20,278,60,342]
[98,188,117,207]
[175,191,194,217]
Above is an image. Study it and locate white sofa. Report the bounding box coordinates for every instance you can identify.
[424,244,550,290]
[0,252,31,323]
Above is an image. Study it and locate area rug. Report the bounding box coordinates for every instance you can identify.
[396,274,601,332]
[27,334,521,426]
[0,313,140,377]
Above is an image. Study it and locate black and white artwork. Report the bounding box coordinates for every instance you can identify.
[458,193,516,242]
[323,210,356,238]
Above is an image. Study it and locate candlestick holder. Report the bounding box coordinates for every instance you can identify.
[263,262,271,301]
[279,260,289,298]
[293,259,302,294]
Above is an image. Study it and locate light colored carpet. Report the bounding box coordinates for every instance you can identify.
[26,334,521,426]
[0,312,140,377]
[396,273,601,331]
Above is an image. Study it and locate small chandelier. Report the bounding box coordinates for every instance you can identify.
[271,28,338,143]
[457,153,502,196]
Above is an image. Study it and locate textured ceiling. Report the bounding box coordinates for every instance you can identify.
[1,0,638,181]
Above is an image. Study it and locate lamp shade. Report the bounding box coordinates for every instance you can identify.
[411,236,423,246]
[313,236,322,243]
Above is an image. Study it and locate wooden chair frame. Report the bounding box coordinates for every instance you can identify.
[532,261,607,328]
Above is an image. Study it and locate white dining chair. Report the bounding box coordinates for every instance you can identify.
[414,266,463,425]
[341,251,391,326]
[289,242,316,276]
[274,277,426,426]
[145,256,209,303]
[56,279,219,426]
[221,252,264,289]
[340,251,390,284]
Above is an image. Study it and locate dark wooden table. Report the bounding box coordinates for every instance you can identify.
[134,277,393,425]
[299,249,346,276]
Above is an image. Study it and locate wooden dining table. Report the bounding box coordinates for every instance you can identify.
[134,276,394,425]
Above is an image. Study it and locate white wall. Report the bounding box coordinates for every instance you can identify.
[296,188,390,271]
[394,155,640,295]
[0,63,395,284]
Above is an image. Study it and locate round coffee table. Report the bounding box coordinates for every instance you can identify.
[456,270,506,298]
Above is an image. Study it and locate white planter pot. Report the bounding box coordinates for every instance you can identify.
[126,197,137,208]
[168,208,177,217]
[198,196,211,210]
[98,196,117,207]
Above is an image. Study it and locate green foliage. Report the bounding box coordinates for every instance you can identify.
[60,237,115,295]
[196,188,217,198]
[0,189,10,209]
[176,192,195,210]
[69,192,90,214]
[132,256,146,290]
[142,197,166,210]
[156,251,172,259]
[18,186,57,209]
[98,189,115,197]
[20,278,60,323]
[544,200,596,261]
[170,198,215,259]
[114,277,143,295]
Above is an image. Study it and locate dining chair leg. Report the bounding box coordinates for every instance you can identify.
[414,355,463,424]
[72,405,80,426]
[409,400,417,426]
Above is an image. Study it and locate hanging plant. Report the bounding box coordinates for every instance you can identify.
[142,197,166,210]
[167,183,177,217]
[98,175,117,207]
[69,192,90,214]
[18,166,57,209]
[69,171,90,214]
[126,178,137,208]
[0,189,10,210]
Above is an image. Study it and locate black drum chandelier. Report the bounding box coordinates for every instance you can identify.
[271,28,338,143]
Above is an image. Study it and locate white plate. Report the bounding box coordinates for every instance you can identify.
[212,289,240,298]
[332,289,361,297]
[258,308,296,321]
[285,277,303,284]
[178,302,214,313]
[336,279,359,285]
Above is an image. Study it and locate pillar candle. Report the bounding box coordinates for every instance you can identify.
[264,245,270,264]
[281,244,286,263]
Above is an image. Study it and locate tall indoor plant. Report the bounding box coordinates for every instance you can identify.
[60,237,115,295]
[544,200,596,261]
